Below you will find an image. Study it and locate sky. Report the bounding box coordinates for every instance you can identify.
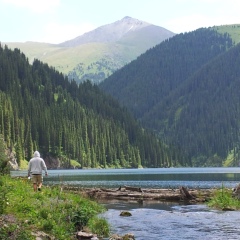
[0,0,240,44]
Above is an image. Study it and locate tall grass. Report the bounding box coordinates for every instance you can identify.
[208,184,240,210]
[0,176,110,239]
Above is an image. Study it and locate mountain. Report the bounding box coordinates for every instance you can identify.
[59,16,173,47]
[100,24,240,166]
[0,44,177,168]
[3,17,175,84]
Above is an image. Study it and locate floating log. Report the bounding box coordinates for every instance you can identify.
[62,185,214,203]
[124,186,142,192]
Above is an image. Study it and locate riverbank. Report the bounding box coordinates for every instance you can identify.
[0,176,110,239]
[62,185,214,203]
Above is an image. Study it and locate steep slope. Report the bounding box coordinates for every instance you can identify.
[100,28,234,118]
[4,17,175,84]
[0,45,177,168]
[59,16,153,46]
[100,26,240,166]
[142,43,240,166]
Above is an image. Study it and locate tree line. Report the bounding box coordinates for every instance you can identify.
[0,44,179,168]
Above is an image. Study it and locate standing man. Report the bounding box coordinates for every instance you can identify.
[28,151,48,192]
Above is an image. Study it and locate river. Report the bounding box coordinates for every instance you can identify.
[11,167,240,239]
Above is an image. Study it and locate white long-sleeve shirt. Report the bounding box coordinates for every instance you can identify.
[28,151,47,175]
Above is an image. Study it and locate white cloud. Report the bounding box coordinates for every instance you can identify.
[2,0,60,13]
[166,15,209,33]
[41,22,96,44]
[165,0,240,33]
[167,13,240,34]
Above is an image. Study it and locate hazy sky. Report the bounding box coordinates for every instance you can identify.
[1,0,239,44]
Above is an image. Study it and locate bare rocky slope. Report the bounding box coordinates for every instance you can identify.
[59,16,172,46]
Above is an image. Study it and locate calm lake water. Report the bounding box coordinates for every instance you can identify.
[11,167,240,189]
[11,168,240,239]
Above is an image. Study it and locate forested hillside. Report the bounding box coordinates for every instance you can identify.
[143,44,240,166]
[100,28,233,118]
[100,26,240,166]
[0,44,178,168]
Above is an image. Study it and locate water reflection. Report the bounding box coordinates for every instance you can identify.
[11,168,240,189]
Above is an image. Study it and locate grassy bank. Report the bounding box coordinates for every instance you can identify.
[208,185,240,210]
[0,175,110,239]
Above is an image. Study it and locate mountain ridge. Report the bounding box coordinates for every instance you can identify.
[4,16,175,84]
[59,16,154,47]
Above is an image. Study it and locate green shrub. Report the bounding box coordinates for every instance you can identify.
[42,219,54,232]
[0,134,10,175]
[0,221,34,240]
[72,205,97,230]
[88,217,110,237]
[39,208,49,219]
[0,177,8,214]
[208,185,240,210]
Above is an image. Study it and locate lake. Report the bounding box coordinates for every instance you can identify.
[11,167,240,239]
[11,167,240,189]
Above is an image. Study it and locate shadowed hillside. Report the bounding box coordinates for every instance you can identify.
[100,25,240,166]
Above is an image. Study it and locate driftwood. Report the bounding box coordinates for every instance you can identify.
[62,185,214,203]
[179,186,194,200]
[124,186,142,192]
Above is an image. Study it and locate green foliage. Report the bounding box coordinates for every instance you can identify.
[208,185,240,210]
[70,159,81,168]
[0,44,174,168]
[0,176,108,239]
[0,134,10,175]
[88,217,110,237]
[214,24,240,45]
[20,159,29,170]
[72,206,97,230]
[100,27,240,167]
[0,222,34,240]
[0,178,8,214]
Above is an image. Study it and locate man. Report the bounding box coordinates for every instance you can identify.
[28,151,48,191]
